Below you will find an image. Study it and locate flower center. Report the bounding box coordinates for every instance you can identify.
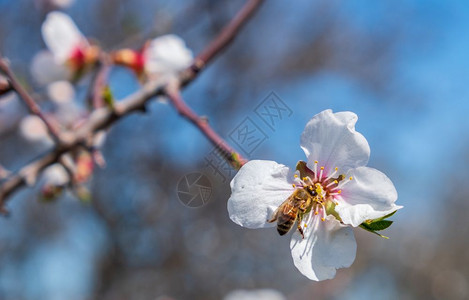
[67,45,99,72]
[293,160,353,228]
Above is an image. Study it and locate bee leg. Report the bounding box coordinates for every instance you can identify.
[297,214,305,239]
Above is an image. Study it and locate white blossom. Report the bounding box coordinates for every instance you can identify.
[42,164,69,187]
[47,80,75,105]
[0,93,22,134]
[50,0,75,8]
[30,50,69,85]
[228,109,402,281]
[19,115,53,147]
[143,34,193,78]
[47,80,82,125]
[41,11,88,64]
[224,289,286,300]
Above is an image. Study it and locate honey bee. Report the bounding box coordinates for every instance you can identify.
[268,188,315,239]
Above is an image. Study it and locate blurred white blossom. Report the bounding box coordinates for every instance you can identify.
[41,11,98,74]
[42,164,69,187]
[30,50,69,86]
[19,115,53,146]
[144,34,193,78]
[40,163,70,201]
[34,0,75,9]
[47,80,82,126]
[224,289,286,300]
[0,93,22,134]
[42,11,87,63]
[50,0,75,8]
[113,34,193,80]
[47,80,75,105]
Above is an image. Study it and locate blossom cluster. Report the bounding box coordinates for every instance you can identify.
[6,11,194,201]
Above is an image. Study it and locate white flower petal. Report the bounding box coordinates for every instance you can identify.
[42,11,87,63]
[228,160,295,229]
[0,93,21,134]
[224,289,286,300]
[290,215,356,281]
[51,0,75,8]
[19,115,53,146]
[144,34,193,76]
[300,109,370,173]
[336,166,402,227]
[47,80,75,104]
[30,50,70,85]
[42,164,69,186]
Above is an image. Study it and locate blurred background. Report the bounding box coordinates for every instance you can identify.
[0,0,468,299]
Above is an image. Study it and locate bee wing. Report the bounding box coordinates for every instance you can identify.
[267,197,291,223]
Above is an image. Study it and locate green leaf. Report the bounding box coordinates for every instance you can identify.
[362,210,398,226]
[359,224,390,239]
[103,85,114,110]
[373,210,397,222]
[364,220,393,231]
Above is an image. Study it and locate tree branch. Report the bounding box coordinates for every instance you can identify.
[87,54,112,110]
[0,58,64,144]
[181,0,265,85]
[0,0,264,211]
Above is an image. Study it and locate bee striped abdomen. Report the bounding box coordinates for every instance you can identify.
[276,204,297,235]
[277,217,295,235]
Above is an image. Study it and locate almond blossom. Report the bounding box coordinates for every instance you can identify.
[112,34,193,80]
[30,50,69,85]
[224,289,286,300]
[40,164,70,201]
[19,115,53,147]
[228,109,401,281]
[41,11,98,75]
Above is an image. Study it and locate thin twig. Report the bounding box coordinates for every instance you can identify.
[0,58,63,144]
[87,54,112,110]
[182,0,265,83]
[165,83,246,169]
